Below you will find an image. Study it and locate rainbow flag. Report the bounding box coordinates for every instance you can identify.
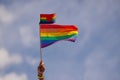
[40,24,78,48]
[40,13,56,24]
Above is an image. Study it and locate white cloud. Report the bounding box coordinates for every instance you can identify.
[0,29,3,45]
[19,26,38,47]
[0,72,28,80]
[0,48,22,70]
[26,56,39,66]
[0,5,15,24]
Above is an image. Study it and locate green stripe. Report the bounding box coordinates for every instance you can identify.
[41,34,77,40]
[40,19,47,22]
[40,18,55,20]
[40,20,55,22]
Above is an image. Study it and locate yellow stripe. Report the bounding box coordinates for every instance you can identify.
[40,31,78,37]
[41,17,46,20]
[52,15,56,19]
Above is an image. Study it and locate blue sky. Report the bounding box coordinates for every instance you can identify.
[0,0,120,80]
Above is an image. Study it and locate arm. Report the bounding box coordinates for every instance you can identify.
[38,60,45,80]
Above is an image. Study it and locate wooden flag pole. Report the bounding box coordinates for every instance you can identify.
[39,24,42,61]
[40,46,42,61]
[38,14,46,80]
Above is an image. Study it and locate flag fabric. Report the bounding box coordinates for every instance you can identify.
[40,24,78,48]
[40,13,56,24]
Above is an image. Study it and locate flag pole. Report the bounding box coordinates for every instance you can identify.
[40,46,42,61]
[39,24,42,61]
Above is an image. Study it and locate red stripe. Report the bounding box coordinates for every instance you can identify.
[40,14,55,21]
[40,24,78,30]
